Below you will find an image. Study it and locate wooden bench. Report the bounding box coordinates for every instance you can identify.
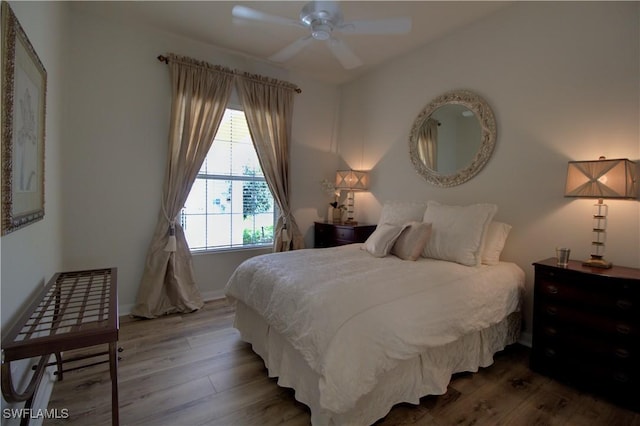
[1,268,120,426]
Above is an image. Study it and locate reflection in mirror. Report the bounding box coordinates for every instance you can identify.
[409,90,496,187]
[429,105,481,174]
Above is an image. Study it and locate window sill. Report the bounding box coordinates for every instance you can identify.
[190,244,273,256]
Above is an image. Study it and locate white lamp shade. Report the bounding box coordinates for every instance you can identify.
[565,158,637,199]
[335,170,369,191]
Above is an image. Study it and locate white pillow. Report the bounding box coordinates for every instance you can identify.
[362,223,406,257]
[422,201,497,266]
[378,201,428,226]
[392,222,432,261]
[481,221,512,265]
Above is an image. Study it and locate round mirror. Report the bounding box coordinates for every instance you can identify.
[409,90,496,187]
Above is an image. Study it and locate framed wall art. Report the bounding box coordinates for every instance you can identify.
[1,1,46,235]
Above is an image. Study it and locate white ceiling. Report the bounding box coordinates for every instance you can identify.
[72,1,512,85]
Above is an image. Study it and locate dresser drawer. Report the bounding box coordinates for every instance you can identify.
[333,226,355,242]
[535,302,639,339]
[534,322,638,367]
[531,346,640,402]
[536,271,639,317]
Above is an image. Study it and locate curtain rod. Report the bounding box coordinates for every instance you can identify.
[157,55,302,94]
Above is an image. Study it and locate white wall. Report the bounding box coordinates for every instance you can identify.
[338,1,640,341]
[62,7,340,311]
[0,1,69,421]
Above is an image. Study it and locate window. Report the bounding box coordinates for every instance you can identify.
[181,108,275,251]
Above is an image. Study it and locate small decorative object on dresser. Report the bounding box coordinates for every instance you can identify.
[314,221,376,248]
[531,258,639,411]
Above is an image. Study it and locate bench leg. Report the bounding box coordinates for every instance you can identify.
[109,342,119,426]
[54,352,64,381]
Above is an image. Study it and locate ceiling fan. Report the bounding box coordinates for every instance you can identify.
[232,1,412,70]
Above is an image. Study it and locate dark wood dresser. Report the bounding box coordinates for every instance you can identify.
[314,221,376,248]
[531,258,639,410]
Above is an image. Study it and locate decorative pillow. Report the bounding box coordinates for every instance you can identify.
[481,221,512,265]
[392,222,432,261]
[422,201,497,266]
[362,223,406,258]
[377,201,428,226]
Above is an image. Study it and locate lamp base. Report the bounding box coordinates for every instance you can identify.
[582,256,612,269]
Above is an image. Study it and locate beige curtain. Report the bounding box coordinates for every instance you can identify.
[235,74,304,251]
[418,118,439,169]
[132,54,234,318]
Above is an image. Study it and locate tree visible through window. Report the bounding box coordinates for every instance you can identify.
[181,108,275,251]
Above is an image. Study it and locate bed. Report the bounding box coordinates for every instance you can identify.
[224,201,525,425]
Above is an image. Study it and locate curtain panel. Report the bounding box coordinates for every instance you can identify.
[132,54,234,318]
[235,75,304,251]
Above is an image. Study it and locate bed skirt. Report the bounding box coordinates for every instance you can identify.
[233,301,521,426]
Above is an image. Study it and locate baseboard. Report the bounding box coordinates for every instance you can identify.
[118,290,226,317]
[518,331,532,348]
[118,302,134,317]
[201,289,226,302]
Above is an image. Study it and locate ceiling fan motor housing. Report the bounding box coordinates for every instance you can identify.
[300,1,343,40]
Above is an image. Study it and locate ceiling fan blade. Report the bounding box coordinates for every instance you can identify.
[338,17,412,35]
[269,36,315,63]
[232,5,303,28]
[327,38,363,69]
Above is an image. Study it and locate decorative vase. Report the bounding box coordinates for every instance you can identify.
[332,207,343,223]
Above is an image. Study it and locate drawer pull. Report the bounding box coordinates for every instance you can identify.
[543,348,557,358]
[614,348,631,359]
[616,324,631,335]
[543,326,558,337]
[546,285,558,294]
[545,306,558,316]
[616,299,633,310]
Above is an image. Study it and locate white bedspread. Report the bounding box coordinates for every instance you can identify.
[224,244,524,414]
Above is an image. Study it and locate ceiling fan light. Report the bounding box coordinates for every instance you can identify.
[311,22,331,40]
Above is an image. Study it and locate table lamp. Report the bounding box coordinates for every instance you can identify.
[335,170,369,224]
[564,156,637,268]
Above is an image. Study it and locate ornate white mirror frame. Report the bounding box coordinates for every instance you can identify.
[409,89,497,187]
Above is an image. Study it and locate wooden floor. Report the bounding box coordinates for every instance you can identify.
[45,299,639,426]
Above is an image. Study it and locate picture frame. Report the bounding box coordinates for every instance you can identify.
[1,1,46,235]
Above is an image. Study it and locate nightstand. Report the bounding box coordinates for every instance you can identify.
[314,222,376,248]
[531,258,640,410]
